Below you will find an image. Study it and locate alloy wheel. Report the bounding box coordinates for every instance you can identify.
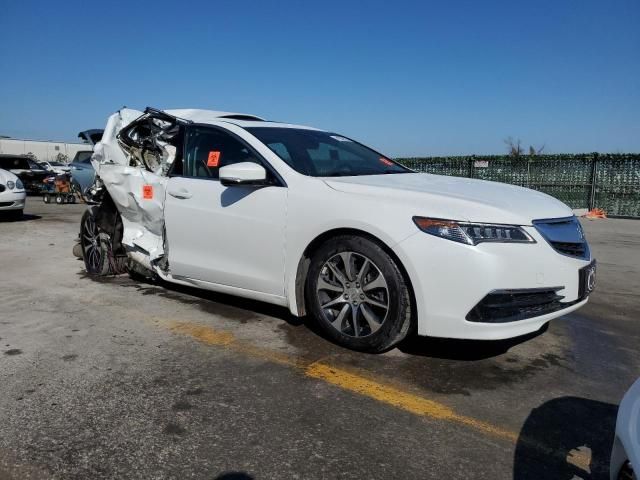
[316,251,390,338]
[81,215,102,274]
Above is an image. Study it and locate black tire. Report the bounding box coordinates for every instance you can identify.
[55,195,64,205]
[305,235,413,353]
[80,206,127,276]
[43,194,51,204]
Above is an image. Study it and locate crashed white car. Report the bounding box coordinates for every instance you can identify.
[0,168,26,218]
[80,107,595,352]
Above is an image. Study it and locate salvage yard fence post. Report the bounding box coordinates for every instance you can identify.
[589,153,598,211]
[396,153,640,218]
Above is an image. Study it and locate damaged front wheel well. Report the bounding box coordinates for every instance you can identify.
[93,191,125,255]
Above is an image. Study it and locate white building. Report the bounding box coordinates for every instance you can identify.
[0,137,93,163]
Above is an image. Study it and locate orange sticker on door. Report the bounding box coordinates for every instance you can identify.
[142,185,153,199]
[207,151,221,167]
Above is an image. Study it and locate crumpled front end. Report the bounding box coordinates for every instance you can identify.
[91,108,182,268]
[89,106,264,271]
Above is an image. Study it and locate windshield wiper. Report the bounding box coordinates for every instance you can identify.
[321,169,409,177]
[322,172,358,177]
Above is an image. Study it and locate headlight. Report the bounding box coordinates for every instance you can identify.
[6,180,15,190]
[16,179,24,190]
[413,217,535,245]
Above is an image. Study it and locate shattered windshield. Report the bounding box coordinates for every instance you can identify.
[246,127,409,177]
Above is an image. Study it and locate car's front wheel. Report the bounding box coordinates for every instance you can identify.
[306,235,413,353]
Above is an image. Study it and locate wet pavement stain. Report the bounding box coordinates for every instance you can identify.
[4,349,22,356]
[163,423,186,436]
[185,387,205,396]
[153,376,169,386]
[172,400,194,411]
[62,354,78,361]
[86,272,300,326]
[279,319,575,396]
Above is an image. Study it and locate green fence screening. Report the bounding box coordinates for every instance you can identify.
[397,154,640,218]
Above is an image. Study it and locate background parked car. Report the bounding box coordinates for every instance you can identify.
[0,168,26,219]
[68,151,96,194]
[0,154,49,193]
[68,129,103,195]
[40,160,71,175]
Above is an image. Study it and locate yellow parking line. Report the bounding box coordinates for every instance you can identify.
[170,322,235,346]
[166,320,592,471]
[305,362,519,442]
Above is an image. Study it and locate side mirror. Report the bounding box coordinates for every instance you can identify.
[219,162,267,187]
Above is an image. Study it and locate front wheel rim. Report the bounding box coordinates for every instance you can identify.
[81,215,102,273]
[316,251,390,338]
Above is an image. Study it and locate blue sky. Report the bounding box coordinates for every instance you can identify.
[0,0,638,156]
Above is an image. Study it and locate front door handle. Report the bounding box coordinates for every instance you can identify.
[168,188,192,199]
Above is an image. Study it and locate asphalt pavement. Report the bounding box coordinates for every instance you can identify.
[0,198,638,479]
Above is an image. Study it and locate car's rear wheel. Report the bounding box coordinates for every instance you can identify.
[80,206,126,276]
[306,235,413,353]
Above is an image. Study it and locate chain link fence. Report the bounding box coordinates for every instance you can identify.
[397,154,640,218]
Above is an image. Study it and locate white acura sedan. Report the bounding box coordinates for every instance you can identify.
[80,107,596,352]
[0,168,26,219]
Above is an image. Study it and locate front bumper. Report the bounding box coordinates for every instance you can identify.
[0,190,26,210]
[393,225,593,340]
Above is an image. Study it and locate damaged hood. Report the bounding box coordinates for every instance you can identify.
[324,173,573,225]
[91,108,145,167]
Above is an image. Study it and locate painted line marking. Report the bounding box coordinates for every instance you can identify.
[166,320,592,471]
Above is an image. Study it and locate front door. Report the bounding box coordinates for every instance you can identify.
[164,125,287,296]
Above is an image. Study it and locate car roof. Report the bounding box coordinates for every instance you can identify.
[159,108,324,132]
[219,120,324,131]
[164,109,265,123]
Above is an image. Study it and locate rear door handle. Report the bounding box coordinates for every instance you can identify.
[168,188,192,199]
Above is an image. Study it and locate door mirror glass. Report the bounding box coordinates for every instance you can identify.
[219,162,267,186]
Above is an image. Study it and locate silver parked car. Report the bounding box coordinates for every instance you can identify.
[611,377,640,479]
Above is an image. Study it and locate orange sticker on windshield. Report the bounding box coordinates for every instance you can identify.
[380,157,394,166]
[142,185,153,199]
[207,151,221,167]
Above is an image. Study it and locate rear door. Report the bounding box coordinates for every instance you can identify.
[163,125,288,297]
